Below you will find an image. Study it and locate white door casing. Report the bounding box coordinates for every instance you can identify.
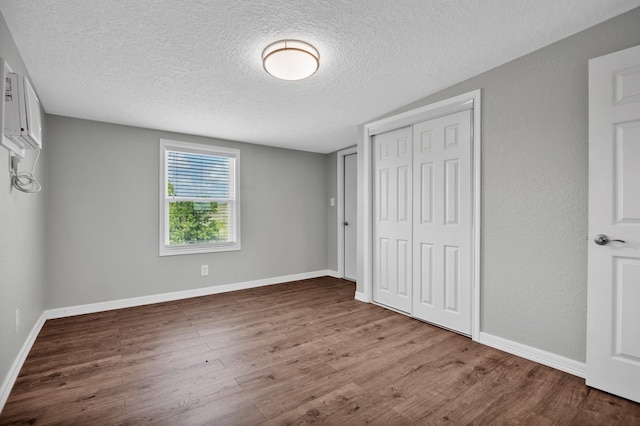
[373,126,413,313]
[412,110,472,334]
[344,153,358,280]
[587,44,640,403]
[337,146,357,280]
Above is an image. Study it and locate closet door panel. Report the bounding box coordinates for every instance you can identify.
[412,110,472,335]
[373,126,413,313]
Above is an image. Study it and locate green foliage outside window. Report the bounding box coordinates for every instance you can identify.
[168,182,226,245]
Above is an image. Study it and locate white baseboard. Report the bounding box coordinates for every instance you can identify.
[326,270,340,278]
[0,311,47,410]
[354,291,368,302]
[478,332,586,378]
[46,270,336,319]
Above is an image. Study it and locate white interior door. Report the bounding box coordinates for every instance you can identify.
[412,110,472,335]
[587,44,640,403]
[344,153,357,281]
[373,126,413,313]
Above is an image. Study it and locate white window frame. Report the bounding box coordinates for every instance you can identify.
[159,139,241,256]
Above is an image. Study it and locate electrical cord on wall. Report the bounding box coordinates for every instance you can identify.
[10,150,42,193]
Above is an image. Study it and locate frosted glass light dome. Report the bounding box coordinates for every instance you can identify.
[262,40,319,81]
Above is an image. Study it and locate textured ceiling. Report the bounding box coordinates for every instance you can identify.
[1,1,639,153]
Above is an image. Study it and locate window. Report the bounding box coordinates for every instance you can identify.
[159,139,240,256]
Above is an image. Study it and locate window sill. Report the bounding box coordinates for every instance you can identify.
[159,243,241,256]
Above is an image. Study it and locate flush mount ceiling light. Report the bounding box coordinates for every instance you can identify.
[262,40,319,81]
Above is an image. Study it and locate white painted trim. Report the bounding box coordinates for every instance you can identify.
[367,97,474,137]
[360,89,482,340]
[479,332,586,378]
[46,270,335,319]
[360,125,373,303]
[336,146,357,280]
[326,270,341,279]
[354,291,367,302]
[0,311,47,410]
[471,93,482,341]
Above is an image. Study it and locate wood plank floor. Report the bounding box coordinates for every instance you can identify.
[1,277,639,425]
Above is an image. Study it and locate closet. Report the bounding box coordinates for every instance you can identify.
[372,109,473,335]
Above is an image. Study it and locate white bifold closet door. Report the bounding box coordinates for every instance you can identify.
[412,110,472,334]
[373,109,472,335]
[373,126,413,313]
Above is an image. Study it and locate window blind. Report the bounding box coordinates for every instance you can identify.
[167,151,233,200]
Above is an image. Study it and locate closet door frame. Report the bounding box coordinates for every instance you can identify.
[359,89,482,341]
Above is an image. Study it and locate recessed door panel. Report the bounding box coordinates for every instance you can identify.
[445,159,459,226]
[379,140,392,160]
[398,240,409,296]
[615,65,640,104]
[445,124,459,149]
[398,137,409,157]
[419,243,434,305]
[614,257,640,362]
[444,245,459,312]
[421,130,433,152]
[379,169,389,222]
[379,238,389,291]
[615,122,640,222]
[420,162,433,224]
[398,166,410,222]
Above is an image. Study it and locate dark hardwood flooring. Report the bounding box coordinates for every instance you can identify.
[1,277,639,425]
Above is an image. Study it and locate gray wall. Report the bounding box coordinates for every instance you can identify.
[0,13,46,392]
[358,7,640,362]
[325,152,337,272]
[45,116,328,308]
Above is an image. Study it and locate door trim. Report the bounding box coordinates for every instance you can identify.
[337,146,357,280]
[359,89,481,341]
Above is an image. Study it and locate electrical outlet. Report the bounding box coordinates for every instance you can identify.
[330,197,335,207]
[201,265,209,276]
[14,308,20,333]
